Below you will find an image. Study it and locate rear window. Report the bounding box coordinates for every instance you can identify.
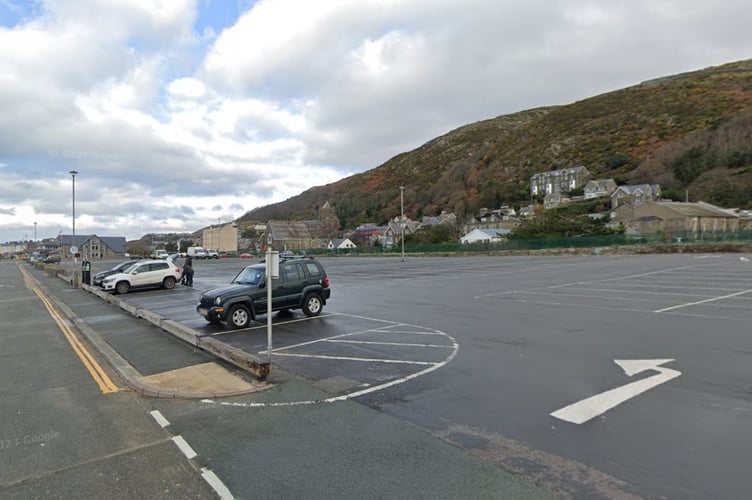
[305,262,322,277]
[283,263,303,281]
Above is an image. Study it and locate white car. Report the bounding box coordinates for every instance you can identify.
[101,259,181,294]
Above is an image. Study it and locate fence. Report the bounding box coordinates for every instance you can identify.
[308,229,752,256]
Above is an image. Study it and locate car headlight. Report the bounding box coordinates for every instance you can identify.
[103,277,114,283]
[214,297,222,306]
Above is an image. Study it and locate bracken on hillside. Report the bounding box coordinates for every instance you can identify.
[241,59,752,230]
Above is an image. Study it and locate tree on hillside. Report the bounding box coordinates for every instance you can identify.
[404,224,460,244]
[509,203,621,239]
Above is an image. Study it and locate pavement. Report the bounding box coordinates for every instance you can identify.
[22,263,269,399]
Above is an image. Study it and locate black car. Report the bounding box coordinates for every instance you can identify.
[92,260,139,287]
[42,255,61,264]
[197,257,331,328]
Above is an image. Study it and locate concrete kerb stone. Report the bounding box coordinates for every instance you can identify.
[198,337,270,379]
[162,319,199,346]
[136,308,163,327]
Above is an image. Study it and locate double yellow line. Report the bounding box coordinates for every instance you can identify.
[20,266,120,394]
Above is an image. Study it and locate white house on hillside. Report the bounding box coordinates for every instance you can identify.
[327,238,357,251]
[460,228,511,244]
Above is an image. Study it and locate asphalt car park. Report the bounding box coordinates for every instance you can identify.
[89,257,459,399]
[87,253,752,499]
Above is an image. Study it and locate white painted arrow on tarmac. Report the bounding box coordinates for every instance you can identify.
[550,359,681,425]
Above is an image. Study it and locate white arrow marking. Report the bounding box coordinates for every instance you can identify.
[550,359,681,425]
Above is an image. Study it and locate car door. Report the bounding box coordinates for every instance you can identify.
[274,262,307,308]
[145,262,169,286]
[129,262,151,287]
[251,268,282,314]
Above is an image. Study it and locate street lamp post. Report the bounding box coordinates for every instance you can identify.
[34,222,37,242]
[400,186,405,262]
[69,170,78,265]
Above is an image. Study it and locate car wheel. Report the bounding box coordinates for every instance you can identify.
[302,293,323,317]
[228,304,251,329]
[115,281,130,294]
[162,276,176,289]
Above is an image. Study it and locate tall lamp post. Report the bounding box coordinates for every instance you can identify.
[69,170,78,263]
[400,186,405,262]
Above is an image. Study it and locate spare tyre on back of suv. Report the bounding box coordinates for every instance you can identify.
[196,257,331,328]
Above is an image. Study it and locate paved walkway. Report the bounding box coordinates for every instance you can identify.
[23,263,268,398]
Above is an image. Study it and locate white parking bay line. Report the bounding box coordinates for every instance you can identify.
[171,435,197,459]
[201,468,234,500]
[328,339,454,349]
[654,288,752,313]
[149,410,170,428]
[270,352,437,365]
[375,329,449,336]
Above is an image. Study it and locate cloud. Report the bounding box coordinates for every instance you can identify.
[1,0,752,243]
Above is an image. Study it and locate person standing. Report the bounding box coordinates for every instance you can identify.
[181,255,194,286]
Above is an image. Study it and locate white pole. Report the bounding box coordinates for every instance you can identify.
[70,170,77,262]
[266,233,273,363]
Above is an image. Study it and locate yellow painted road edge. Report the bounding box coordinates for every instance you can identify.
[20,266,120,394]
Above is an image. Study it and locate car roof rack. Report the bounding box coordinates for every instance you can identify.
[258,255,313,263]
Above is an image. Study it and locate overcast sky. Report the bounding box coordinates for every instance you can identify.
[1,0,751,243]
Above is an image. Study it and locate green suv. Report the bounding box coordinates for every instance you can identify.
[196,257,331,328]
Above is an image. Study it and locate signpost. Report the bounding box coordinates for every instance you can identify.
[265,231,279,364]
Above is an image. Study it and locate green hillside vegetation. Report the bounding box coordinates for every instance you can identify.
[241,60,752,230]
[509,202,619,240]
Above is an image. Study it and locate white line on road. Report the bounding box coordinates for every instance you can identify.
[149,410,170,428]
[328,339,453,348]
[201,468,234,500]
[654,288,752,313]
[171,435,197,459]
[269,352,437,365]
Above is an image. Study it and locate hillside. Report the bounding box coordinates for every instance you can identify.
[241,59,752,229]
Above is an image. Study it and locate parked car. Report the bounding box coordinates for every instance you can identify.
[42,255,61,264]
[206,249,220,259]
[92,260,140,286]
[101,259,181,294]
[239,253,253,259]
[197,257,331,328]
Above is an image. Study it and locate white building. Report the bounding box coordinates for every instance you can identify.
[460,228,511,244]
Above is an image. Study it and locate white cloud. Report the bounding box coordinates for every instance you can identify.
[2,0,752,244]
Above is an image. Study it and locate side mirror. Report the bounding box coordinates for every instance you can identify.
[258,278,266,288]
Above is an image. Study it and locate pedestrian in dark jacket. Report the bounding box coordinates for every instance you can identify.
[181,256,194,286]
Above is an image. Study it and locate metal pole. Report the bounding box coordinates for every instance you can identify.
[266,232,273,364]
[400,186,405,262]
[69,170,78,264]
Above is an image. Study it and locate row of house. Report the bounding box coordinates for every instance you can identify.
[531,165,663,210]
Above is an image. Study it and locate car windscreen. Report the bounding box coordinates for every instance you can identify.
[113,261,137,272]
[232,266,265,285]
[120,262,139,273]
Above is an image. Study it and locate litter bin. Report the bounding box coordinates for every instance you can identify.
[81,260,91,286]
